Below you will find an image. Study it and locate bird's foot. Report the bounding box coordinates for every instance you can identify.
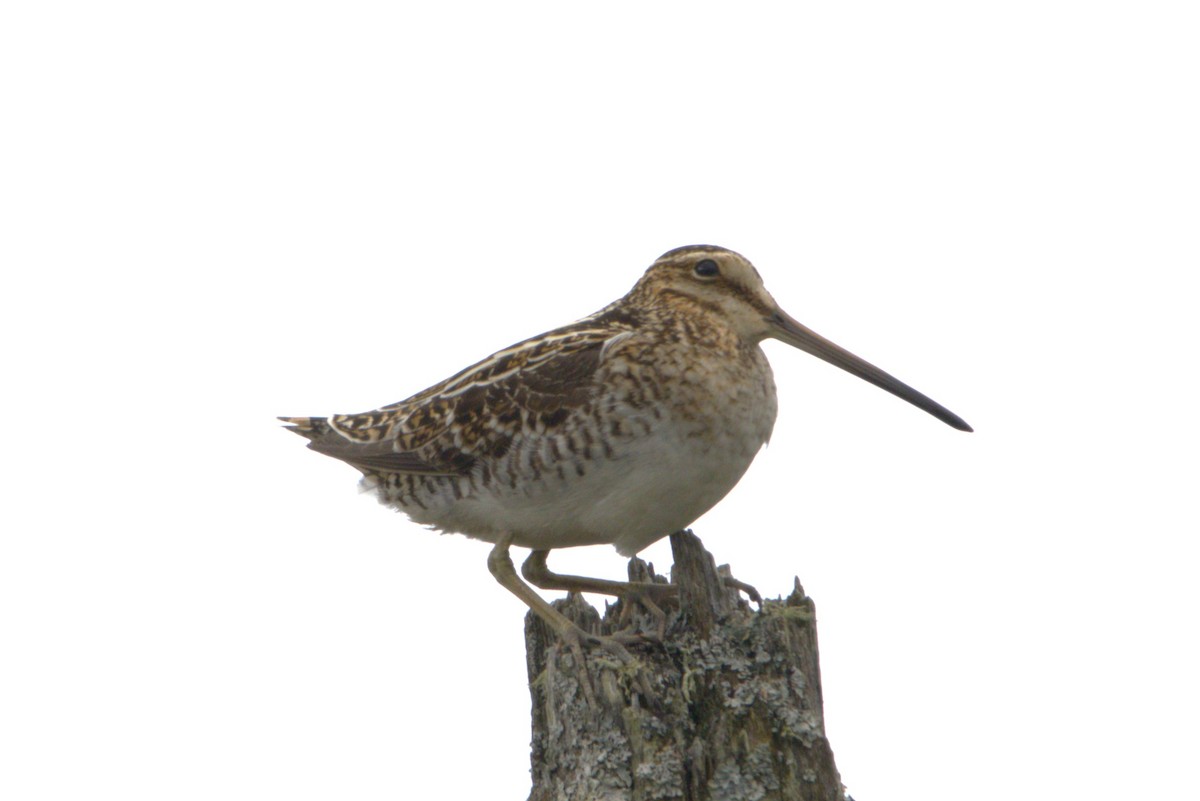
[548,610,659,709]
[720,573,762,607]
[612,583,673,642]
[490,537,658,708]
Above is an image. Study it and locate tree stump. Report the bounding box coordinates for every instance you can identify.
[524,530,847,801]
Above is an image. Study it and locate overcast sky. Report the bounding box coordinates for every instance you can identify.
[3,3,1197,800]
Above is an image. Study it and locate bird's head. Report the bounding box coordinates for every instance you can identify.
[633,245,973,432]
[633,245,781,343]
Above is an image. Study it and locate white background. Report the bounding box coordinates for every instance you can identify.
[2,2,1197,800]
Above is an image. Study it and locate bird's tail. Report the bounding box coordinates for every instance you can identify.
[278,415,331,442]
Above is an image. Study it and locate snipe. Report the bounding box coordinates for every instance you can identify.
[282,245,970,664]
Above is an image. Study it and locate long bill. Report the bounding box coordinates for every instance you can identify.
[767,308,973,432]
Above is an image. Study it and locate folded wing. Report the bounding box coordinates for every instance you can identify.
[281,323,623,478]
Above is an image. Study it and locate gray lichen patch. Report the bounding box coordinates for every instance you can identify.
[706,744,782,801]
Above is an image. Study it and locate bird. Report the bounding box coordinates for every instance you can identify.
[281,245,971,655]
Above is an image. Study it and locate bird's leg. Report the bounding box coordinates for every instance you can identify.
[522,549,674,641]
[521,549,677,600]
[487,535,656,705]
[524,547,762,617]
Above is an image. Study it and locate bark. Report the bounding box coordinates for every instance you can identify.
[524,531,848,801]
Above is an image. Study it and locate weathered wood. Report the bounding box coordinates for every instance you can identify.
[525,531,847,801]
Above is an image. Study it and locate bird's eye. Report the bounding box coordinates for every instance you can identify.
[694,258,719,278]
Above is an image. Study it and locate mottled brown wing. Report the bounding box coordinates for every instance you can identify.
[284,326,615,476]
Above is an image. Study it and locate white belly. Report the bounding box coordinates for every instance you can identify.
[434,419,767,554]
